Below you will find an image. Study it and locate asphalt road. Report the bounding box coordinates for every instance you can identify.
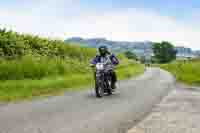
[0,68,175,133]
[128,84,200,133]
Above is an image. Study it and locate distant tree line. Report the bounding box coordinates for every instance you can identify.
[124,41,177,64]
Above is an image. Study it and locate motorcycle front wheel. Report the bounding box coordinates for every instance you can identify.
[95,82,104,98]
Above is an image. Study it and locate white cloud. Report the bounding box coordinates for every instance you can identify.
[0,4,200,50]
[64,9,200,50]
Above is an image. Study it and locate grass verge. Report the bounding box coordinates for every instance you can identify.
[0,63,144,102]
[160,60,200,85]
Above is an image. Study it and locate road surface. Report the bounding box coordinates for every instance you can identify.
[128,84,200,133]
[0,68,175,133]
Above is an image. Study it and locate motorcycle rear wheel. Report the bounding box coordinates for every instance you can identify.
[107,80,112,95]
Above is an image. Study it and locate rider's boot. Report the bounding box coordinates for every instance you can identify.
[111,82,116,90]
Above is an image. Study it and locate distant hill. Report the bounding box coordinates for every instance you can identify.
[66,37,199,58]
[65,37,154,57]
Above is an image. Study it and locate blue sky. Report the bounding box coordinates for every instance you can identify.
[0,0,200,49]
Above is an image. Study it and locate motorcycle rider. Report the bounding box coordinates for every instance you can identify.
[90,46,119,89]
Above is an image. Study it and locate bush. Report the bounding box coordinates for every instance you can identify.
[0,29,96,60]
[0,29,97,80]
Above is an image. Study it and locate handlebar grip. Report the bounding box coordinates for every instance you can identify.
[89,64,95,67]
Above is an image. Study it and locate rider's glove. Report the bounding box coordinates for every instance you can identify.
[90,64,95,67]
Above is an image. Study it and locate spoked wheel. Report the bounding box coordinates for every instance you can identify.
[95,83,104,98]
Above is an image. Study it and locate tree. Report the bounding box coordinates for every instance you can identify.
[153,41,177,63]
[124,51,137,60]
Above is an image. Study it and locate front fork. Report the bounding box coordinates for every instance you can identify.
[95,71,102,88]
[95,71,112,90]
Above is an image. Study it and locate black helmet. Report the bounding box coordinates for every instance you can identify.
[98,45,108,56]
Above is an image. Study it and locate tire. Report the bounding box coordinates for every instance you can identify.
[107,88,112,95]
[95,82,104,98]
[107,80,112,95]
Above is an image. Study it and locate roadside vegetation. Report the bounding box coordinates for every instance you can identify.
[147,41,200,86]
[160,59,200,85]
[124,51,138,61]
[0,29,144,102]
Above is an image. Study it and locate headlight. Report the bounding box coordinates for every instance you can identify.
[96,63,104,70]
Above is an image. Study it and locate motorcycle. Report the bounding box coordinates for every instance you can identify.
[94,62,114,98]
